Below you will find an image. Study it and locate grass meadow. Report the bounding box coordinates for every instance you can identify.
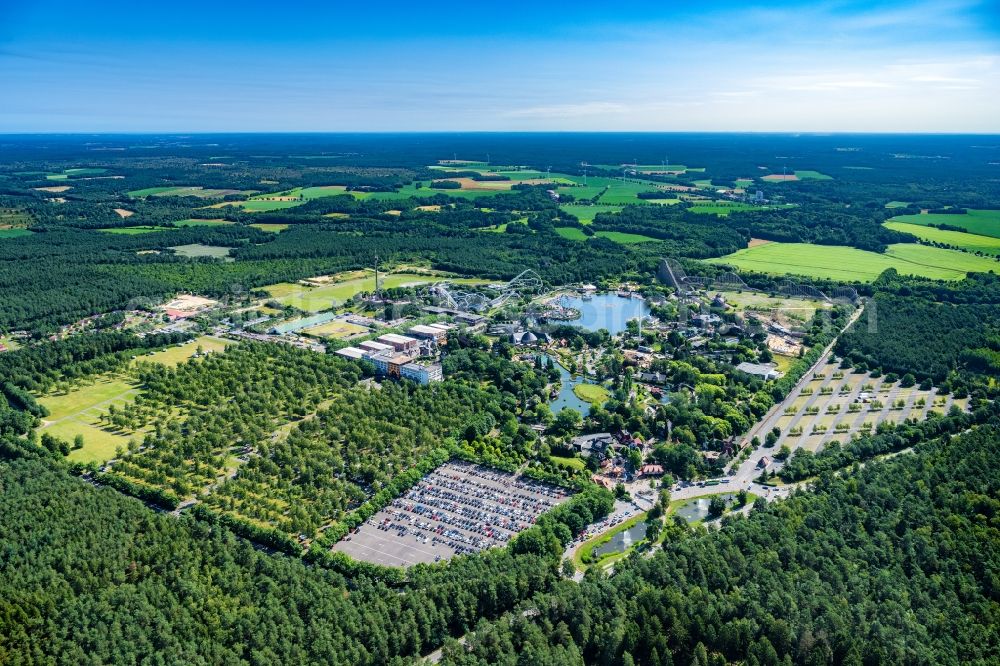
[707,241,1000,281]
[887,209,1000,239]
[884,221,1000,256]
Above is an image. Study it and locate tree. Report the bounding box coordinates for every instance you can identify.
[548,408,582,437]
[708,495,727,517]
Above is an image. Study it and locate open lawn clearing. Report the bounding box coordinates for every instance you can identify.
[719,289,828,321]
[550,455,586,471]
[573,383,610,404]
[39,375,141,464]
[137,336,232,367]
[114,208,134,218]
[34,185,72,193]
[301,320,368,339]
[264,271,489,312]
[249,223,289,232]
[707,241,999,281]
[555,227,588,241]
[559,204,619,224]
[887,209,1000,239]
[169,243,232,260]
[762,174,798,182]
[885,201,910,208]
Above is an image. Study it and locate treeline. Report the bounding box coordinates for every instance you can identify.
[726,205,913,252]
[586,205,748,258]
[836,293,1000,384]
[0,330,188,393]
[442,424,1000,665]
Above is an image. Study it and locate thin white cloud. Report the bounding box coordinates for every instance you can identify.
[503,102,629,119]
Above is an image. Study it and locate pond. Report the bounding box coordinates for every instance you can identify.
[674,493,738,523]
[558,293,650,335]
[593,521,648,558]
[542,354,596,415]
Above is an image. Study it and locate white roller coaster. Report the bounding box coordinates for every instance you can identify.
[425,269,544,312]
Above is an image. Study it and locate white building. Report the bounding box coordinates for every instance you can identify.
[377,333,419,352]
[400,362,443,385]
[335,347,366,360]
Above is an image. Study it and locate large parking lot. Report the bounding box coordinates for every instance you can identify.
[332,461,572,567]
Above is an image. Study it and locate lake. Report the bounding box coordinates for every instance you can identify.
[542,354,596,415]
[674,493,738,523]
[593,521,648,557]
[558,293,649,335]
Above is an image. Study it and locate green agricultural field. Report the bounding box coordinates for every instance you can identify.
[555,227,588,241]
[558,204,620,224]
[131,186,254,199]
[0,228,32,239]
[595,231,658,244]
[249,223,290,232]
[883,221,1000,256]
[128,186,183,197]
[557,184,609,200]
[887,209,1000,239]
[356,183,510,201]
[597,179,670,205]
[174,218,234,227]
[556,227,659,244]
[707,241,1000,281]
[63,168,107,176]
[885,201,910,209]
[99,226,174,234]
[794,170,833,180]
[689,202,756,216]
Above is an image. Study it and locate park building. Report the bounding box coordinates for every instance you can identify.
[376,333,419,353]
[334,347,366,361]
[359,340,393,354]
[409,324,449,345]
[400,362,443,385]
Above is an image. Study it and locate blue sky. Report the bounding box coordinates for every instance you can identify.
[1,0,998,132]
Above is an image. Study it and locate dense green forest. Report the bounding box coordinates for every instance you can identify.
[441,424,1000,665]
[0,455,609,664]
[836,271,1000,391]
[2,417,995,664]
